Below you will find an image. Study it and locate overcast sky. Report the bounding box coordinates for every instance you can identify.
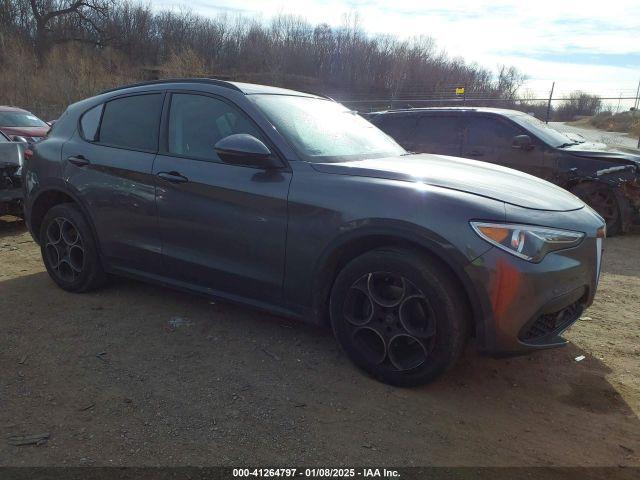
[153,0,640,105]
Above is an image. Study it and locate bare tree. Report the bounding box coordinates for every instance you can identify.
[555,91,602,121]
[0,1,528,118]
[25,0,111,59]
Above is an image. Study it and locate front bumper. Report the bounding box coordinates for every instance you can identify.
[465,214,604,355]
[0,186,22,203]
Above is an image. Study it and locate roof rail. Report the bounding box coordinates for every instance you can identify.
[98,78,242,96]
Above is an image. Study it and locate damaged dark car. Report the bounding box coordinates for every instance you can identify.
[0,130,24,217]
[365,107,640,235]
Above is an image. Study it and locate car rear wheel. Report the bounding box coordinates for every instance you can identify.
[40,203,106,292]
[330,247,470,387]
[571,183,621,236]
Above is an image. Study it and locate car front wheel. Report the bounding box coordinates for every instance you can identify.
[330,247,470,387]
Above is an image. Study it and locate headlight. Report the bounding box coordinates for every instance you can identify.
[470,222,585,262]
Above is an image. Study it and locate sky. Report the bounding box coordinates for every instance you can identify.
[153,0,640,108]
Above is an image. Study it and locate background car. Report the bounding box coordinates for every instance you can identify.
[0,106,50,143]
[364,107,640,235]
[0,130,24,216]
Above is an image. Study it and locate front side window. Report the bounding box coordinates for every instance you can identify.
[167,93,264,162]
[98,94,163,151]
[0,111,47,128]
[466,117,522,148]
[250,95,406,163]
[0,132,8,143]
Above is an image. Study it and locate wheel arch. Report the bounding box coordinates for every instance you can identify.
[567,179,630,234]
[310,224,485,339]
[28,185,100,250]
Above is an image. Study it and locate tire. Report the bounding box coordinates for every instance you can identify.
[40,203,107,292]
[571,183,621,236]
[330,247,470,387]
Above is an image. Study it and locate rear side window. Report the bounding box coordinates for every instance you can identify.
[376,114,417,146]
[466,116,522,148]
[98,94,163,151]
[79,104,103,141]
[415,115,464,144]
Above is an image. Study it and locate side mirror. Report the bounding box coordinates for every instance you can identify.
[512,134,534,151]
[0,142,24,166]
[12,135,29,144]
[214,134,282,169]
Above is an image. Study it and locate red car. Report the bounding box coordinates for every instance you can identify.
[0,106,50,142]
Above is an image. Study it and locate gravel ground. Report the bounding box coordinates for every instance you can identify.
[550,122,639,151]
[1,215,639,467]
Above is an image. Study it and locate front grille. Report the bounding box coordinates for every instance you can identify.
[520,301,583,343]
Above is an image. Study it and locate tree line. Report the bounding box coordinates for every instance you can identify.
[0,0,531,118]
[0,1,605,122]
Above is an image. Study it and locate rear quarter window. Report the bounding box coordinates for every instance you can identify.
[79,104,103,142]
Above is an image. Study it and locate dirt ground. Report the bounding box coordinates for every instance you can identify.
[1,215,639,467]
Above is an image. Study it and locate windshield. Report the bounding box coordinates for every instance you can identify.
[509,113,574,148]
[250,95,406,162]
[0,111,47,128]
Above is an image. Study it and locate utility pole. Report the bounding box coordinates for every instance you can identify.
[545,81,555,124]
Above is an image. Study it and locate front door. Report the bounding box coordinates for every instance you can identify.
[154,92,291,302]
[462,115,554,181]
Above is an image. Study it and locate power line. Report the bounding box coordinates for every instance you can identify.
[338,96,640,104]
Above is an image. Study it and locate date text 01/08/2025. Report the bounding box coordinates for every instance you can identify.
[232,468,401,478]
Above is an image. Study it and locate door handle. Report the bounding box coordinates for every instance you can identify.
[157,171,189,183]
[67,155,90,167]
[469,150,484,157]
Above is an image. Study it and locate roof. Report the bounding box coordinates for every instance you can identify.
[99,78,326,99]
[366,106,525,116]
[0,105,31,113]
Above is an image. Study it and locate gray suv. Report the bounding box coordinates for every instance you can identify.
[23,79,605,386]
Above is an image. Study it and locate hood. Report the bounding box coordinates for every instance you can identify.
[563,143,640,167]
[0,126,50,139]
[312,154,585,211]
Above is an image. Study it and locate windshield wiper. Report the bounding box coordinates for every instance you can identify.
[557,142,579,148]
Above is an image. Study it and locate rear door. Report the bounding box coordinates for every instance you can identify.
[61,92,164,273]
[153,91,291,302]
[412,114,464,156]
[462,114,554,180]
